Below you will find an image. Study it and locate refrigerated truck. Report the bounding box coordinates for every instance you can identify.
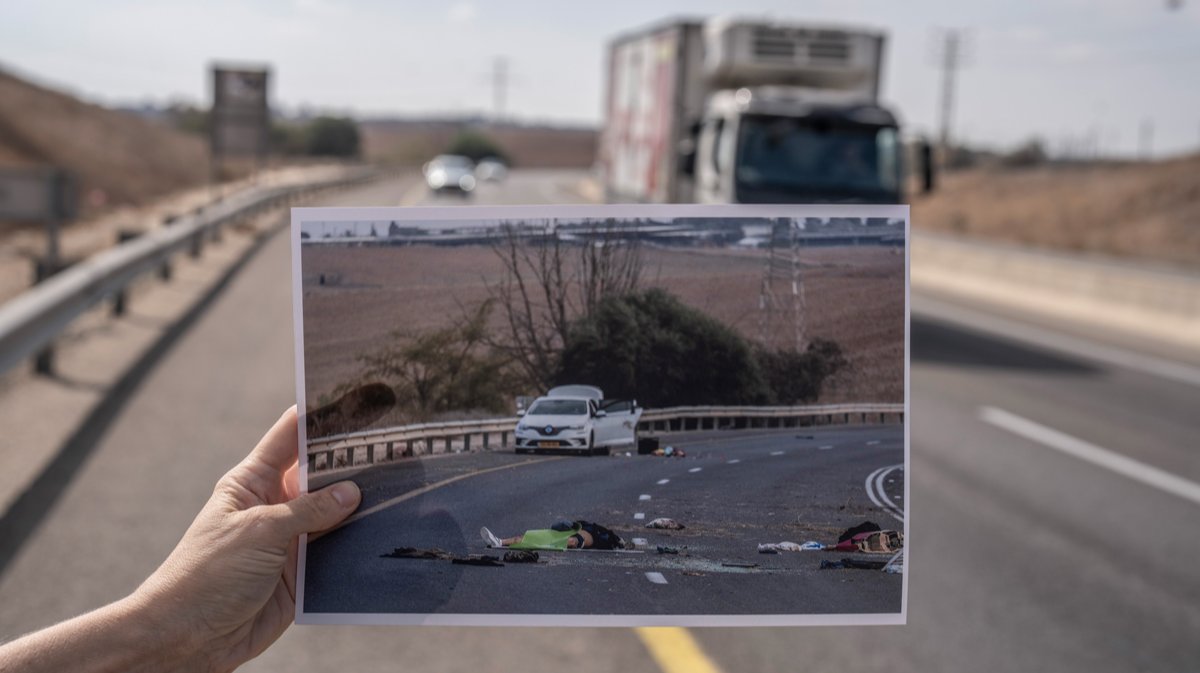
[600,17,906,204]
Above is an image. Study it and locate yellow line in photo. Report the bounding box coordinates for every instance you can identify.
[636,627,724,673]
[316,457,563,537]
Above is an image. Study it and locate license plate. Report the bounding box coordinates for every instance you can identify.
[538,441,560,448]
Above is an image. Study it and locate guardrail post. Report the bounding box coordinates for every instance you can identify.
[482,432,490,450]
[386,441,394,461]
[366,443,374,464]
[463,433,472,453]
[309,454,318,473]
[111,229,140,317]
[502,431,509,448]
[190,230,203,258]
[406,439,415,457]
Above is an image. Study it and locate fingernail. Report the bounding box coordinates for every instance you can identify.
[330,481,359,508]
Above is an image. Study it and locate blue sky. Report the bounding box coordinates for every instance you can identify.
[2,0,1198,157]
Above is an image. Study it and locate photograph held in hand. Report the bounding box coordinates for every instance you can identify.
[291,204,909,626]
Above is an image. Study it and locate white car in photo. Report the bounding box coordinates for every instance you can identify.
[514,385,642,456]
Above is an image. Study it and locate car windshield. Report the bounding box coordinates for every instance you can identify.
[735,115,900,203]
[527,399,588,416]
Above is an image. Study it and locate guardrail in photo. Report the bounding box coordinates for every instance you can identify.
[306,403,904,473]
[0,168,377,376]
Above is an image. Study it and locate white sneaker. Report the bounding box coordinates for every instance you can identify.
[480,526,504,548]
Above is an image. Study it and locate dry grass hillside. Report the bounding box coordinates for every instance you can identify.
[361,120,597,168]
[0,66,208,215]
[912,155,1200,266]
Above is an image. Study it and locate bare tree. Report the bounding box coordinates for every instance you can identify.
[488,218,643,390]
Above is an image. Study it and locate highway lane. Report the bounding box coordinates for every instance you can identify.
[1,168,1197,672]
[304,426,903,617]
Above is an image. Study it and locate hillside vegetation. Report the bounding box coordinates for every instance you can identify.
[0,66,208,214]
[913,155,1200,267]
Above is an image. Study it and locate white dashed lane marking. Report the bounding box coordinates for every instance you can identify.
[634,513,646,520]
[688,467,702,473]
[657,479,670,485]
[819,445,834,450]
[639,494,652,501]
[867,440,880,446]
[645,572,668,585]
[770,451,785,456]
[727,459,740,464]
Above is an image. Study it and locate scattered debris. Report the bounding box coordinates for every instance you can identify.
[833,530,903,553]
[645,518,685,530]
[381,547,455,560]
[796,435,814,440]
[651,445,687,458]
[758,541,825,553]
[883,550,904,574]
[682,570,706,577]
[503,550,540,563]
[820,558,888,570]
[452,555,504,567]
[656,546,682,555]
[722,562,759,569]
[837,521,882,543]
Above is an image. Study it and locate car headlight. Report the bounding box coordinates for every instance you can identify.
[459,175,476,191]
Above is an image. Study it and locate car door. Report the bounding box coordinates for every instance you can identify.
[598,399,636,447]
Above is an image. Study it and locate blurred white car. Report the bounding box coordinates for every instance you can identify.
[514,385,642,456]
[475,158,508,182]
[423,154,476,195]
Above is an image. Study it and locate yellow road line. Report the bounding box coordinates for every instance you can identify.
[314,457,562,539]
[636,627,724,673]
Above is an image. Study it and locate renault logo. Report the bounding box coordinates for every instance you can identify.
[544,425,554,434]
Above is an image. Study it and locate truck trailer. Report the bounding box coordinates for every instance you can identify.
[601,17,906,204]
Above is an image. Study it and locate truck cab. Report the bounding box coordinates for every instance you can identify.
[693,92,902,203]
[602,17,907,205]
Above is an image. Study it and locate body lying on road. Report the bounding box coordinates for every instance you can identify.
[481,520,628,550]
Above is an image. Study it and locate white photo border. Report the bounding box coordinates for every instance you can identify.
[290,203,911,627]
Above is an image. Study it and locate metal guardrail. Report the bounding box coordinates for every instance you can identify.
[0,168,376,375]
[306,402,905,473]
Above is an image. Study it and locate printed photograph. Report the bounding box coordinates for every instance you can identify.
[293,205,908,626]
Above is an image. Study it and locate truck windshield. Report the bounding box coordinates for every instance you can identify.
[735,116,900,203]
[527,399,588,416]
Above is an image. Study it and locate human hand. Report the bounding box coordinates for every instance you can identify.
[132,406,361,672]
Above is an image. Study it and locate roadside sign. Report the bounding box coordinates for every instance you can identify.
[211,66,270,158]
[0,168,75,222]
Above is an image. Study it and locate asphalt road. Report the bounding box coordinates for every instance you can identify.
[0,170,1197,672]
[305,426,903,619]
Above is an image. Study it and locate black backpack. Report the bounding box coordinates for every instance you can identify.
[576,520,623,550]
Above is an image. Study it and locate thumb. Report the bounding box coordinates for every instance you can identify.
[269,481,361,540]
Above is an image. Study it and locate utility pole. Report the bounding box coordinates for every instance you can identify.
[758,219,806,353]
[936,30,961,158]
[492,56,508,122]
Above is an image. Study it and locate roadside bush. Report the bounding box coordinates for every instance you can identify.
[306,116,361,157]
[753,338,847,404]
[446,130,510,164]
[356,301,510,419]
[557,289,771,407]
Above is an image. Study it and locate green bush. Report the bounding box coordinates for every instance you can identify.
[306,116,361,157]
[558,289,771,407]
[446,130,510,164]
[754,338,847,405]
